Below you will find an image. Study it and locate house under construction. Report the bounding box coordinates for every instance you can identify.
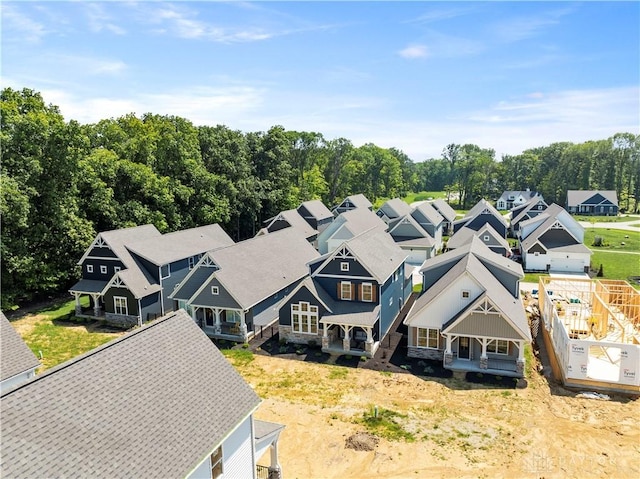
[537,277,640,394]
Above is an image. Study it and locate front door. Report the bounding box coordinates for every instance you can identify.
[458,337,470,360]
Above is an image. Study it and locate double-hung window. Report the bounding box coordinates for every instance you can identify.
[340,282,352,300]
[417,328,439,349]
[114,296,128,316]
[361,283,373,302]
[488,339,509,355]
[291,302,318,334]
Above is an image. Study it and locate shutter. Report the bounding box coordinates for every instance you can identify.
[337,282,341,299]
[372,285,377,303]
[358,283,362,301]
[351,283,355,300]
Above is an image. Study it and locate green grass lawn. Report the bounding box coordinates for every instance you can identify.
[11,297,124,371]
[575,215,636,223]
[402,191,447,204]
[589,251,640,287]
[584,228,640,252]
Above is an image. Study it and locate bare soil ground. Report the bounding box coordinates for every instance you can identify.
[231,353,639,479]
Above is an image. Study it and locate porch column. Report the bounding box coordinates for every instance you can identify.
[322,323,329,349]
[72,293,82,315]
[91,293,101,317]
[239,311,248,342]
[364,327,374,354]
[479,338,488,370]
[444,335,453,365]
[342,326,352,352]
[213,309,221,334]
[268,439,282,479]
[516,341,525,375]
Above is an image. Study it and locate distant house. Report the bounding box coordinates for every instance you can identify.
[404,237,530,377]
[260,208,319,243]
[509,195,548,237]
[332,194,373,215]
[376,198,413,223]
[69,224,234,328]
[297,200,334,234]
[170,228,320,342]
[518,203,591,273]
[278,229,409,358]
[0,312,40,394]
[566,190,619,216]
[453,199,509,237]
[387,214,436,264]
[410,202,444,251]
[447,223,511,257]
[430,198,458,235]
[317,208,387,255]
[496,190,539,210]
[0,310,284,478]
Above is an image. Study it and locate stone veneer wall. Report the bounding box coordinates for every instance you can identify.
[407,346,444,361]
[279,325,323,345]
[104,313,139,329]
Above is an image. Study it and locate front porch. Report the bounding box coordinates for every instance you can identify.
[442,335,527,378]
[254,420,285,479]
[320,308,380,358]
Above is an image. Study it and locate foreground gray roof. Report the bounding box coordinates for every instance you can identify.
[299,200,333,221]
[412,202,444,226]
[520,204,582,252]
[341,228,407,283]
[0,310,260,478]
[0,312,40,383]
[338,208,388,236]
[127,224,234,265]
[266,209,317,239]
[342,194,372,209]
[379,198,412,218]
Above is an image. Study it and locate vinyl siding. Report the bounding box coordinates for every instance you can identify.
[192,277,241,309]
[447,312,525,340]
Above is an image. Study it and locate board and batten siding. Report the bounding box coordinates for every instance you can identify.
[187,415,255,479]
[447,312,524,340]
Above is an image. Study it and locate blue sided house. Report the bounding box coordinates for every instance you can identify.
[278,228,410,358]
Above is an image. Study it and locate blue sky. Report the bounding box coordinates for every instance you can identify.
[2,1,638,161]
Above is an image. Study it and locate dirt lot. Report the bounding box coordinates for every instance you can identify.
[230,352,639,479]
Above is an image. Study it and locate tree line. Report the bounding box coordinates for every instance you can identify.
[1,87,638,308]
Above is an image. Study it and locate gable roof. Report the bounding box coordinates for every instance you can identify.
[0,310,260,478]
[336,194,372,210]
[447,223,510,251]
[520,204,584,252]
[181,228,320,309]
[0,312,40,384]
[462,199,508,227]
[498,190,537,202]
[335,208,388,237]
[510,196,548,226]
[388,213,432,239]
[378,198,412,219]
[412,202,445,227]
[327,228,406,283]
[299,200,333,222]
[126,224,234,266]
[566,190,618,207]
[265,209,317,239]
[431,198,457,222]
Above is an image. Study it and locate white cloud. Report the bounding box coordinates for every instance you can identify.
[398,45,429,59]
[491,7,575,43]
[1,4,48,43]
[84,3,126,35]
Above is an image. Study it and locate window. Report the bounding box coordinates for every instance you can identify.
[114,296,128,316]
[226,310,241,323]
[417,328,439,349]
[483,235,490,242]
[488,339,509,355]
[291,302,318,334]
[188,257,195,270]
[340,262,349,272]
[100,265,107,274]
[534,252,539,256]
[340,282,352,300]
[161,264,170,279]
[86,264,94,273]
[361,283,373,302]
[211,445,223,479]
[114,266,121,273]
[211,286,219,295]
[389,296,393,306]
[462,290,470,299]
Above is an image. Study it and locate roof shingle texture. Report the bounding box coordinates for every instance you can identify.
[0,310,260,478]
[0,312,40,383]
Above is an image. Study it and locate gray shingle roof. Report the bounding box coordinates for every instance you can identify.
[462,199,508,227]
[566,190,618,207]
[520,204,582,252]
[0,310,260,478]
[127,224,234,265]
[498,190,538,202]
[192,228,320,309]
[510,196,547,226]
[339,208,388,236]
[431,198,457,222]
[299,200,333,221]
[412,202,444,227]
[447,223,510,251]
[0,312,40,384]
[379,198,413,219]
[265,209,317,239]
[340,229,407,283]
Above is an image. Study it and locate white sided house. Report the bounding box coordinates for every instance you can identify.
[518,203,591,273]
[404,238,531,377]
[0,312,40,394]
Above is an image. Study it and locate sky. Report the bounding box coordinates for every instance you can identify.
[2,1,639,161]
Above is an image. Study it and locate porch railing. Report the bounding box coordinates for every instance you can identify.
[256,465,280,479]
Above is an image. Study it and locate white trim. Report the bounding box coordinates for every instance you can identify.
[340,281,352,300]
[291,301,319,334]
[340,262,349,272]
[461,290,470,299]
[100,265,107,274]
[361,282,373,302]
[416,327,440,349]
[487,339,509,355]
[313,273,376,281]
[114,296,128,316]
[211,286,219,295]
[86,264,94,273]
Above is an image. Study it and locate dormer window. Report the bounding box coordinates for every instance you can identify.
[341,262,349,272]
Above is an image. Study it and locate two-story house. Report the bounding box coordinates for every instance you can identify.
[69,224,234,328]
[0,310,284,479]
[410,202,444,251]
[446,223,511,257]
[496,190,539,210]
[509,195,548,238]
[387,214,436,264]
[317,208,387,255]
[278,228,409,358]
[518,203,591,273]
[430,198,458,235]
[453,199,509,237]
[170,228,320,342]
[404,237,530,377]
